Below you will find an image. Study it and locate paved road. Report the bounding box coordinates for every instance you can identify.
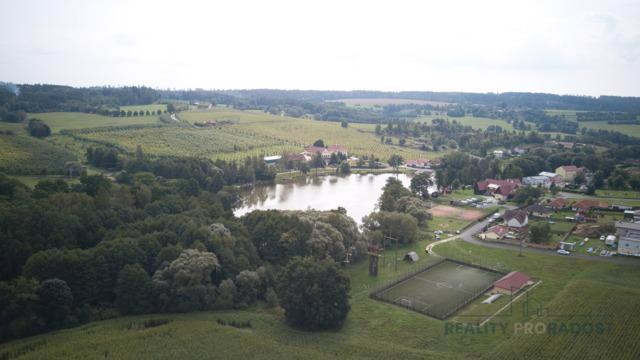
[428,208,640,267]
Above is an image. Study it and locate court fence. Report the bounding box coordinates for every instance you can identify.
[369,258,506,320]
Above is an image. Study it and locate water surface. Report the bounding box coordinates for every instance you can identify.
[235,173,424,225]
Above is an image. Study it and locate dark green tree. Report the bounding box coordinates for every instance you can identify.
[115,264,153,315]
[277,257,350,330]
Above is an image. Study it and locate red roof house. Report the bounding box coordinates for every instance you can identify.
[474,179,522,199]
[493,271,530,294]
[548,198,567,211]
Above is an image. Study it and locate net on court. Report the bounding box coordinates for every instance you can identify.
[370,259,504,319]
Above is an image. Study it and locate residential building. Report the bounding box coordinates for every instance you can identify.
[538,171,564,185]
[503,209,528,228]
[555,165,583,182]
[548,198,567,211]
[525,204,553,218]
[616,222,640,256]
[474,179,522,200]
[523,175,552,188]
[482,225,509,240]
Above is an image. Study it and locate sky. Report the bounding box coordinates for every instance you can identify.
[0,0,639,96]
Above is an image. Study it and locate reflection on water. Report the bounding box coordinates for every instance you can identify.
[235,173,435,225]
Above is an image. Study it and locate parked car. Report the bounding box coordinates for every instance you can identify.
[557,249,571,256]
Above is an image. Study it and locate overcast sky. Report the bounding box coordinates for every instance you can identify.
[1,0,639,96]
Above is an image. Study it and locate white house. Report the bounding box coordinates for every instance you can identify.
[493,150,504,158]
[503,210,528,228]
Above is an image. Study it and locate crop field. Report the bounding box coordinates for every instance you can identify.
[371,259,504,319]
[0,134,78,175]
[73,108,438,162]
[30,112,161,133]
[416,115,515,131]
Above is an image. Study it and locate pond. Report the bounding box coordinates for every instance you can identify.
[235,173,435,225]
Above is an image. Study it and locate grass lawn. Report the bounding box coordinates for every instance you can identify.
[595,189,640,199]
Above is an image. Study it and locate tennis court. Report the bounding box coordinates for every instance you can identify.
[371,259,504,319]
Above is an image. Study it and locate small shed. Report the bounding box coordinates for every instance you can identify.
[559,241,576,251]
[404,251,419,262]
[493,271,530,295]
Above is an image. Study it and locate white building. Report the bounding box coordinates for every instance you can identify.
[616,222,640,256]
[523,176,552,188]
[493,150,504,158]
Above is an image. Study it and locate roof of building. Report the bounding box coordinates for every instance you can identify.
[558,165,578,172]
[327,144,348,153]
[475,179,522,195]
[286,153,307,161]
[303,146,328,154]
[549,198,567,208]
[263,155,282,161]
[539,171,559,178]
[503,209,528,224]
[616,221,640,231]
[574,199,609,211]
[524,175,551,182]
[486,225,509,237]
[494,271,530,291]
[526,204,553,214]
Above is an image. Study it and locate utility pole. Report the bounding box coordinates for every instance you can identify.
[385,236,400,272]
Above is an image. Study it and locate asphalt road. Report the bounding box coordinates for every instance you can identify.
[428,208,640,267]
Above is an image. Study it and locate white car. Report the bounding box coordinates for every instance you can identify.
[557,249,571,256]
[599,235,605,241]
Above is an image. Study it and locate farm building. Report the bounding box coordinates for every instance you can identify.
[493,271,530,295]
[503,210,529,228]
[482,225,509,240]
[615,222,640,256]
[474,179,521,200]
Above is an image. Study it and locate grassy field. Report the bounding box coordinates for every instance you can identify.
[579,121,640,138]
[29,112,161,133]
[327,98,449,107]
[3,237,640,359]
[119,104,167,113]
[0,134,78,175]
[73,108,440,162]
[416,115,515,131]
